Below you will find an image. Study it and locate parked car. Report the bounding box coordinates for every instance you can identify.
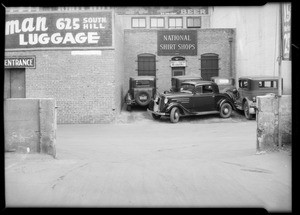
[234,76,282,120]
[168,75,203,93]
[125,76,156,111]
[210,76,236,93]
[147,80,236,123]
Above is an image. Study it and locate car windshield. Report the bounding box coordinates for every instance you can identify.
[180,84,194,93]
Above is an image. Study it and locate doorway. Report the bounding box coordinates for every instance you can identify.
[172,67,185,76]
[4,68,26,98]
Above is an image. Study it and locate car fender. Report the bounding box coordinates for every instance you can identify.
[165,102,190,115]
[218,98,236,111]
[243,97,253,106]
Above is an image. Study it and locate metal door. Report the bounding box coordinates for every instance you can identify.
[9,69,26,98]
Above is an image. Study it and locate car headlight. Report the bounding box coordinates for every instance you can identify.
[164,97,168,104]
[252,96,256,102]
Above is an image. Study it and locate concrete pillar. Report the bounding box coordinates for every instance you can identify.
[4,98,57,157]
[256,95,291,152]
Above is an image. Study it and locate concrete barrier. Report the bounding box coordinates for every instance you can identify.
[4,98,57,157]
[256,95,291,152]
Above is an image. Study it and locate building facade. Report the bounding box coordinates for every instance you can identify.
[5,4,290,124]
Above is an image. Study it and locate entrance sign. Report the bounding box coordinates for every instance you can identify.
[5,11,113,50]
[5,56,36,68]
[157,30,197,56]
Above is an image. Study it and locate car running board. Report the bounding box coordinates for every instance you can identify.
[189,110,220,116]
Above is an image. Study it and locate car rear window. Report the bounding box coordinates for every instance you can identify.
[214,78,230,85]
[134,80,153,87]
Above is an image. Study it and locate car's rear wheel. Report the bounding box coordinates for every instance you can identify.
[170,107,180,123]
[220,102,232,118]
[152,113,161,120]
[243,101,254,120]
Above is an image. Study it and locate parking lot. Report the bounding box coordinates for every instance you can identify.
[5,109,291,211]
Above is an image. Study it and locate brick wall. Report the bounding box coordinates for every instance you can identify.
[6,50,117,124]
[123,28,235,96]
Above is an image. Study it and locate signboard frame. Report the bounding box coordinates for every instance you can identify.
[5,10,115,51]
[157,30,198,56]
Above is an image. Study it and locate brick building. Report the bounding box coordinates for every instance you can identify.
[4,6,236,124]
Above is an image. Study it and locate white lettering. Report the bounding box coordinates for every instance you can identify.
[63,32,76,44]
[5,20,21,35]
[36,17,48,31]
[87,32,100,43]
[21,18,35,32]
[51,33,63,44]
[19,34,28,45]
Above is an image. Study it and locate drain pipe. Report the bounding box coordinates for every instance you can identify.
[228,35,233,78]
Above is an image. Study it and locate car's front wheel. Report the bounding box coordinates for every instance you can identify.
[152,113,161,120]
[170,107,180,123]
[220,102,232,118]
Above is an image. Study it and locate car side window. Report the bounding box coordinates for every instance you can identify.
[203,85,213,93]
[239,80,248,89]
[195,86,202,94]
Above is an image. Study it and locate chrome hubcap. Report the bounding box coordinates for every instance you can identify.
[224,108,229,114]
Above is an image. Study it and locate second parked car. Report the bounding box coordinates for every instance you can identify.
[234,76,282,120]
[148,80,236,123]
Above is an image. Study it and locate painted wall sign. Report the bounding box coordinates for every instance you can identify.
[281,3,291,60]
[5,11,113,50]
[157,30,197,56]
[5,56,36,68]
[170,60,186,67]
[116,7,209,15]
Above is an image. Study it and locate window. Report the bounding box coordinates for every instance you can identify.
[239,80,249,89]
[187,17,201,28]
[258,81,278,88]
[132,17,146,28]
[203,85,213,93]
[168,17,183,28]
[150,17,164,28]
[137,54,156,76]
[200,53,219,81]
[195,86,202,94]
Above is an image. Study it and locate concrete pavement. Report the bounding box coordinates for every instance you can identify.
[5,110,291,211]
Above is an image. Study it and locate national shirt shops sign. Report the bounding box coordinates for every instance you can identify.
[157,30,197,56]
[5,11,113,50]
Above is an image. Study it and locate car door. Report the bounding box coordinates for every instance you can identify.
[192,84,215,112]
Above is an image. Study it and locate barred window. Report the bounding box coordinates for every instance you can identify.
[137,54,156,76]
[200,53,219,81]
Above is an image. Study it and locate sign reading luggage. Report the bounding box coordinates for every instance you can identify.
[5,11,113,50]
[157,30,197,56]
[5,56,36,68]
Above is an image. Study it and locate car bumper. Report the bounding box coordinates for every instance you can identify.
[249,102,257,114]
[147,108,169,116]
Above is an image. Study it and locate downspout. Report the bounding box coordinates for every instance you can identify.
[228,35,233,78]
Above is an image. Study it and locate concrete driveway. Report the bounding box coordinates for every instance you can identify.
[5,109,291,211]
